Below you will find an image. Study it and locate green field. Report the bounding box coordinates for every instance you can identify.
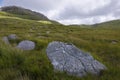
[0,11,120,80]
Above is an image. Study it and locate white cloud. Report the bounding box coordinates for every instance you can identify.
[2,0,120,25]
[59,16,115,25]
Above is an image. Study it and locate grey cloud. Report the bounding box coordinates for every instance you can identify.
[56,0,120,20]
[1,0,120,24]
[91,0,119,16]
[114,10,120,18]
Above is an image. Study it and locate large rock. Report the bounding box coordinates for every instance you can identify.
[46,41,106,77]
[17,40,35,50]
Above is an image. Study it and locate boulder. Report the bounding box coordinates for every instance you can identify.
[17,40,35,50]
[8,34,17,40]
[46,41,106,77]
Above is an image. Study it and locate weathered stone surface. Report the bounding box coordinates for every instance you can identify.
[2,36,10,44]
[8,34,17,40]
[17,40,35,50]
[46,41,106,77]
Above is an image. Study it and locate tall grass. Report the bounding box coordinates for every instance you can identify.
[0,14,120,80]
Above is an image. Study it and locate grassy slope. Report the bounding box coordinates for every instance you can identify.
[0,12,120,80]
[92,20,120,29]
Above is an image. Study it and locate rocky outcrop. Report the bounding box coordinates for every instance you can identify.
[46,41,107,77]
[17,40,35,50]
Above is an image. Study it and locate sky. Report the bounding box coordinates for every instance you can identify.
[1,0,120,25]
[0,0,3,5]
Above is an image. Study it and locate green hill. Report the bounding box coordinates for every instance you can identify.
[1,6,49,20]
[0,7,120,80]
[92,20,120,29]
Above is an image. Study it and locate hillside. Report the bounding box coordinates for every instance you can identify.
[0,6,49,20]
[92,20,120,29]
[69,20,120,29]
[0,7,120,80]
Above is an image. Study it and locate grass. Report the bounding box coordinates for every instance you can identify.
[38,21,52,24]
[0,11,120,80]
[92,19,120,29]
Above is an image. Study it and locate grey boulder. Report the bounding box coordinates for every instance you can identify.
[17,40,35,50]
[46,41,106,77]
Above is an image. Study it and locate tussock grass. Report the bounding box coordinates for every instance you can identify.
[0,13,120,80]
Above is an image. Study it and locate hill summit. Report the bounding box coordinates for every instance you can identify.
[0,6,49,20]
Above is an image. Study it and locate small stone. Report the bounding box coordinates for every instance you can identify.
[111,40,118,44]
[17,40,35,50]
[2,36,10,44]
[8,34,17,40]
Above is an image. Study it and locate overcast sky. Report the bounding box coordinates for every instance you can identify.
[1,0,120,25]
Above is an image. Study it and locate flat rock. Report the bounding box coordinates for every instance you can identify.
[46,41,106,77]
[17,40,35,50]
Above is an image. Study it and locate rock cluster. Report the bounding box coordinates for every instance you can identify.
[2,34,17,44]
[46,41,107,77]
[2,34,35,50]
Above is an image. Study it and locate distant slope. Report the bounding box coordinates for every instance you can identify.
[1,6,49,20]
[67,20,120,29]
[92,20,120,29]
